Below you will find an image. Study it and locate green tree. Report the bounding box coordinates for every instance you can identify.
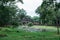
[32,16,40,24]
[0,0,23,27]
[16,9,27,24]
[36,0,55,25]
[36,0,60,34]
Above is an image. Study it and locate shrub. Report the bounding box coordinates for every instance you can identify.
[0,34,8,37]
[27,22,33,27]
[2,28,12,32]
[12,21,19,28]
[5,29,12,32]
[42,29,47,32]
[16,30,20,33]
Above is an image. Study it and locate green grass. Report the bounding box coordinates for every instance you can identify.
[0,27,60,40]
[31,25,60,31]
[32,25,56,29]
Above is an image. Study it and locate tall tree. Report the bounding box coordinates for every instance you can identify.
[17,9,26,21]
[16,9,27,24]
[0,0,23,26]
[36,0,60,34]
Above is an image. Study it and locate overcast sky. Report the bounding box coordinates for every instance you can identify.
[16,0,43,17]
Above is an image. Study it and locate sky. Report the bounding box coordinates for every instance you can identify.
[16,0,43,17]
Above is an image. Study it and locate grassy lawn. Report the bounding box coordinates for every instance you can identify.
[32,25,56,29]
[0,26,60,40]
[32,25,60,31]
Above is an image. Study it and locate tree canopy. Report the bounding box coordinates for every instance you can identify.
[36,0,60,25]
[36,0,60,34]
[0,0,23,26]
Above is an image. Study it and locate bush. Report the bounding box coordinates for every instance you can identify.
[12,21,19,28]
[42,29,47,32]
[1,28,13,32]
[0,34,8,37]
[27,22,33,27]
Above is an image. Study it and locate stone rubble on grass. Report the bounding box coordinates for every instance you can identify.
[18,26,48,32]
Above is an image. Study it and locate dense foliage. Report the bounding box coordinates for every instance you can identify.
[27,22,33,27]
[0,0,23,27]
[36,0,60,34]
[36,0,60,26]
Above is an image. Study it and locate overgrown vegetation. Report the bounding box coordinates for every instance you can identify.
[0,27,60,40]
[27,22,33,27]
[0,0,60,40]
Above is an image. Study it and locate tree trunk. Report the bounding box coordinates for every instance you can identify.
[57,26,59,35]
